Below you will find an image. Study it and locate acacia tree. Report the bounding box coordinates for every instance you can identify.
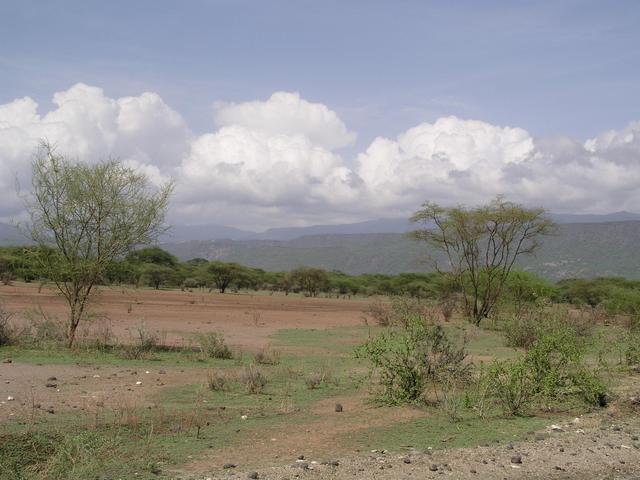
[290,267,329,297]
[206,261,245,293]
[25,141,173,347]
[410,197,554,325]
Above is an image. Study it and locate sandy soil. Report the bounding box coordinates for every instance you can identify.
[0,282,368,348]
[182,411,640,480]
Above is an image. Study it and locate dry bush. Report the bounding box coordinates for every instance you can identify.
[25,306,67,344]
[207,369,231,391]
[254,344,280,365]
[304,363,335,390]
[0,304,15,346]
[240,364,267,394]
[119,322,160,359]
[364,300,393,326]
[196,331,233,359]
[365,296,435,327]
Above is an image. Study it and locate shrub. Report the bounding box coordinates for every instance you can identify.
[356,315,469,405]
[254,345,280,365]
[502,305,594,350]
[304,372,324,389]
[364,296,434,327]
[25,307,67,345]
[207,369,231,391]
[240,364,267,394]
[490,317,608,415]
[625,331,640,366]
[119,322,159,359]
[196,332,232,359]
[487,358,536,416]
[0,305,15,346]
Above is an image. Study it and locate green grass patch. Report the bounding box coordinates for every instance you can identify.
[343,410,550,452]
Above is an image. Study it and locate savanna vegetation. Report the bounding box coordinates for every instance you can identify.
[2,153,640,479]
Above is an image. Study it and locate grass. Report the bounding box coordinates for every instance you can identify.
[344,409,550,451]
[2,313,634,479]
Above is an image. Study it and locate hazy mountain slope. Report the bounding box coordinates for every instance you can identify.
[162,221,640,280]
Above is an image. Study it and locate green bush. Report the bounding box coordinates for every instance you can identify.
[196,331,232,359]
[487,358,536,416]
[356,315,469,405]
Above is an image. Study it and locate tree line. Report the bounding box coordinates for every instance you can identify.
[2,244,640,315]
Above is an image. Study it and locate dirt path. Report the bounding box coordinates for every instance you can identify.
[182,411,640,479]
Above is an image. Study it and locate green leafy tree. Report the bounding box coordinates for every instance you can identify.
[126,246,178,268]
[410,197,554,325]
[24,141,173,347]
[206,261,245,293]
[290,267,329,297]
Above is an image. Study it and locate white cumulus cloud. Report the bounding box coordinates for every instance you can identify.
[214,91,356,150]
[1,84,639,230]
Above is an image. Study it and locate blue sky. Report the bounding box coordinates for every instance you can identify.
[1,1,639,228]
[3,1,639,143]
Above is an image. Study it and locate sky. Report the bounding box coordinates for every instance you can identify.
[1,0,639,230]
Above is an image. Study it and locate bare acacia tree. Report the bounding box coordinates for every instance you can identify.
[25,141,173,347]
[410,197,554,325]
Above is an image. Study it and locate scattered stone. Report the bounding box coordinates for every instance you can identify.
[429,464,438,471]
[45,383,57,388]
[335,403,343,412]
[559,447,565,452]
[2,358,11,363]
[402,457,411,464]
[223,463,236,469]
[328,460,339,467]
[46,407,55,414]
[247,472,258,479]
[159,369,167,374]
[297,455,305,460]
[470,469,477,474]
[510,455,522,464]
[47,376,57,381]
[506,443,514,450]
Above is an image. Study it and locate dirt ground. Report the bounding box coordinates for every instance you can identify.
[0,282,368,348]
[2,283,640,479]
[189,421,640,480]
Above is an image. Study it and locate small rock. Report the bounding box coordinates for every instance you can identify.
[559,447,565,452]
[470,469,477,474]
[45,383,57,388]
[335,403,343,412]
[2,358,11,363]
[223,463,236,469]
[510,455,522,464]
[429,464,438,471]
[158,369,167,374]
[247,472,259,479]
[297,455,305,460]
[47,376,57,381]
[328,460,339,467]
[7,396,15,401]
[46,407,55,414]
[506,443,514,450]
[402,457,411,464]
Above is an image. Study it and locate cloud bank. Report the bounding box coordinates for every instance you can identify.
[1,84,638,229]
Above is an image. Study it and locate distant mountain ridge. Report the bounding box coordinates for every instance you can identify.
[160,220,640,280]
[162,211,640,242]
